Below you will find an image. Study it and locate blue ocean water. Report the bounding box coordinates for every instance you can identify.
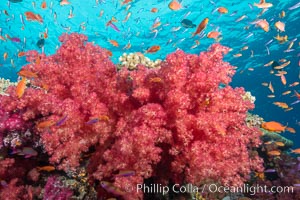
[0,0,299,147]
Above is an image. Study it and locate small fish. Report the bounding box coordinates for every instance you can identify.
[109,39,119,47]
[273,61,290,70]
[279,10,285,18]
[274,34,288,44]
[207,31,220,39]
[151,8,158,13]
[273,102,289,109]
[56,115,68,126]
[289,82,299,87]
[261,121,286,133]
[291,148,300,154]
[168,0,181,11]
[275,142,285,147]
[264,169,276,173]
[86,118,99,125]
[36,165,55,172]
[217,7,228,14]
[192,18,209,37]
[10,37,21,43]
[152,21,161,29]
[265,39,273,46]
[18,69,38,78]
[36,120,55,129]
[122,12,131,23]
[264,60,274,66]
[275,21,285,32]
[288,2,300,10]
[279,74,286,85]
[267,95,275,98]
[145,45,160,53]
[181,19,196,28]
[18,51,26,57]
[106,21,120,32]
[3,52,8,60]
[235,15,247,22]
[268,81,274,93]
[41,0,47,9]
[256,19,269,32]
[37,38,45,48]
[241,46,248,51]
[287,41,294,50]
[282,90,291,95]
[100,181,125,196]
[60,0,71,6]
[233,53,242,57]
[16,77,26,98]
[24,11,43,23]
[286,127,296,133]
[149,77,163,83]
[123,41,131,50]
[254,0,273,9]
[267,150,281,156]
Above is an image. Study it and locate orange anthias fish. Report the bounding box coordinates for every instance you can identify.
[17,51,26,57]
[254,0,273,8]
[261,121,286,133]
[268,150,281,156]
[192,18,209,37]
[60,0,71,6]
[122,0,132,5]
[207,31,220,39]
[168,0,182,11]
[145,45,161,53]
[16,77,27,98]
[36,166,55,172]
[151,8,158,13]
[256,19,269,32]
[24,11,43,23]
[41,1,47,9]
[36,120,55,129]
[109,40,119,47]
[275,21,285,32]
[291,149,300,154]
[217,7,228,14]
[18,69,38,79]
[286,127,296,133]
[273,102,289,109]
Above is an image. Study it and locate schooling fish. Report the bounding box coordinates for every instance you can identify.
[192,18,209,37]
[16,77,26,98]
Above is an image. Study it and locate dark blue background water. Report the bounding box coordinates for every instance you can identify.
[0,0,299,146]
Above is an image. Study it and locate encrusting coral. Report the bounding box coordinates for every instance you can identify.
[118,52,162,70]
[0,33,263,199]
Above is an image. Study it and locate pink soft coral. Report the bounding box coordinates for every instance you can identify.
[0,33,263,199]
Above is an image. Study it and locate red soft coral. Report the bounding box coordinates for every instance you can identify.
[0,33,263,199]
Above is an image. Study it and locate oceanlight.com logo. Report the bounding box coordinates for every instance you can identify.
[135,183,295,196]
[207,184,294,196]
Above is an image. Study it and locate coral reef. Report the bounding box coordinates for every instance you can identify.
[118,52,162,70]
[246,112,264,128]
[242,91,256,104]
[0,33,263,199]
[261,129,293,148]
[0,78,16,96]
